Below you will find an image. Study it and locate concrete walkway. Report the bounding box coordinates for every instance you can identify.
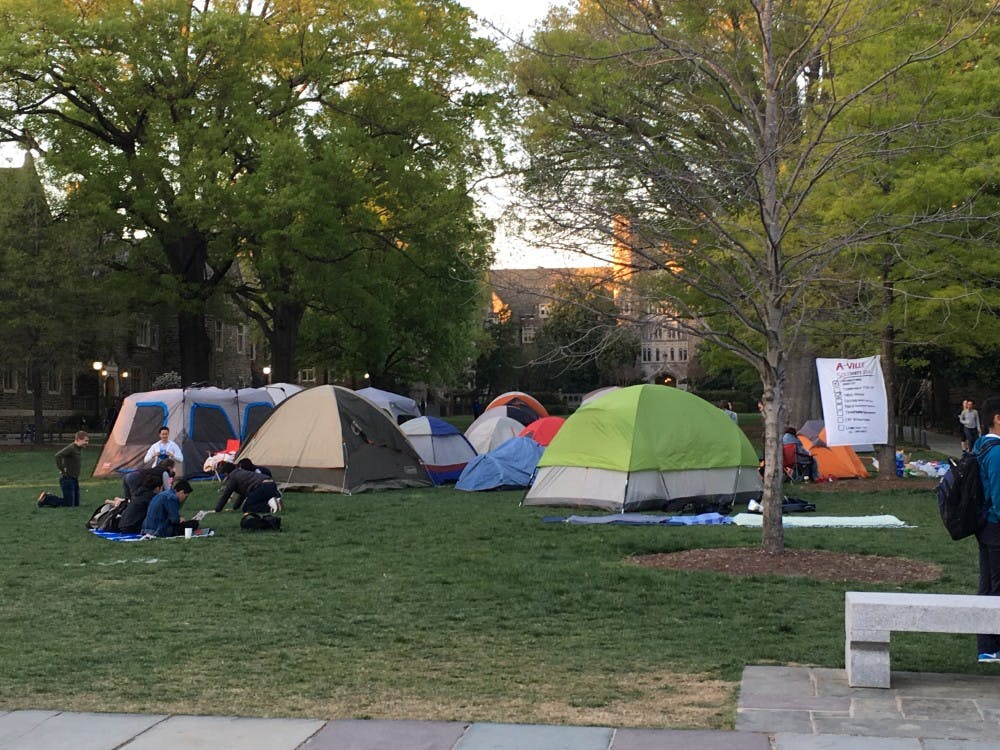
[4,666,1000,749]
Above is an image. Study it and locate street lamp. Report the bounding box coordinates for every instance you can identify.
[262,365,271,384]
[92,361,104,424]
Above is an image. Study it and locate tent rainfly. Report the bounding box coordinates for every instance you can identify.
[236,385,431,493]
[400,416,477,485]
[455,436,544,491]
[356,386,421,424]
[523,384,762,513]
[485,391,548,421]
[464,411,524,455]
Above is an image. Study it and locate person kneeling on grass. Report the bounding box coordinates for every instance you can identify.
[141,480,199,538]
[213,461,283,515]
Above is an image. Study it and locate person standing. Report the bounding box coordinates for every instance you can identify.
[974,397,1000,662]
[37,431,89,507]
[719,401,738,423]
[960,399,981,454]
[143,427,183,477]
[141,480,199,538]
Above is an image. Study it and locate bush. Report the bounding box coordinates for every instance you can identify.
[151,371,182,390]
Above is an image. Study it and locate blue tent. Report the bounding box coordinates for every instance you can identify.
[401,416,477,485]
[455,436,544,491]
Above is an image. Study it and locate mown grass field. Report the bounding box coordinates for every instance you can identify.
[0,442,985,729]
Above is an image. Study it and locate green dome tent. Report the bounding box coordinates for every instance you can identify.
[523,384,761,513]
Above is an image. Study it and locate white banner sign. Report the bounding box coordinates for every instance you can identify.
[815,356,888,446]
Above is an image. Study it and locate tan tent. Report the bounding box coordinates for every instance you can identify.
[237,385,431,493]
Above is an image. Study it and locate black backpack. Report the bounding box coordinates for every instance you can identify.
[240,513,282,532]
[86,499,129,532]
[937,441,998,540]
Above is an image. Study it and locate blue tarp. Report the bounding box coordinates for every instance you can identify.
[542,512,733,525]
[455,436,544,491]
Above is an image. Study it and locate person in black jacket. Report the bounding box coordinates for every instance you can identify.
[117,468,167,534]
[214,461,282,514]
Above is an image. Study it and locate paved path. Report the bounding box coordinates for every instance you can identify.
[4,666,1000,749]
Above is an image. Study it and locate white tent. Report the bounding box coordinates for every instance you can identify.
[464,413,523,455]
[93,386,276,479]
[265,382,303,405]
[356,386,421,424]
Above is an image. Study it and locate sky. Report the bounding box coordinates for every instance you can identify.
[458,0,600,269]
[2,2,592,269]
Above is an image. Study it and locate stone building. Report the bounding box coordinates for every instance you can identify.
[486,217,697,395]
[0,155,257,437]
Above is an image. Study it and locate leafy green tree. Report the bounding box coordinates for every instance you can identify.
[0,156,116,440]
[513,0,998,552]
[799,2,1000,471]
[229,2,500,384]
[0,0,500,385]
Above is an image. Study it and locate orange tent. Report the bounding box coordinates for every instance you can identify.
[485,391,548,420]
[797,428,869,480]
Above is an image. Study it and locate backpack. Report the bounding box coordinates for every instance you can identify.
[937,441,998,540]
[86,498,129,532]
[240,512,282,532]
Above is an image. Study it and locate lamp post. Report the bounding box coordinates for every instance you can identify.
[92,361,103,424]
[262,365,271,385]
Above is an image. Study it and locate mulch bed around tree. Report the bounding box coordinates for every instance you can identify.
[629,548,942,583]
[629,475,943,583]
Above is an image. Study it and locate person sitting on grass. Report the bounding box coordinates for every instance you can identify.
[213,461,283,515]
[141,480,199,538]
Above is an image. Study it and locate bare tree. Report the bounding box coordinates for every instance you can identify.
[513,0,1000,552]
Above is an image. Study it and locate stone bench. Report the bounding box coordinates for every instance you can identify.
[845,591,1000,687]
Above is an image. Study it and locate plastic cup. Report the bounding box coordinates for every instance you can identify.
[184,527,194,539]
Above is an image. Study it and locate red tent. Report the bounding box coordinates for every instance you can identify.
[518,416,566,447]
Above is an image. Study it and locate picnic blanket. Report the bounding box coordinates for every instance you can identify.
[543,512,732,526]
[731,513,910,528]
[89,528,215,542]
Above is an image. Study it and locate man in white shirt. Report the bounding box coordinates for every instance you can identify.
[143,427,183,476]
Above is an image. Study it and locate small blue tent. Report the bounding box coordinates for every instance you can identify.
[401,416,477,485]
[455,436,544,491]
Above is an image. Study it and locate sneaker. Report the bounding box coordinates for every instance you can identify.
[747,499,763,513]
[268,498,280,514]
[978,652,1000,663]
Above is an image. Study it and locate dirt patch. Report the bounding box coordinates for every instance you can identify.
[798,475,937,492]
[629,547,942,583]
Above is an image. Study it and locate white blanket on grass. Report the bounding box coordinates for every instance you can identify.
[732,513,911,528]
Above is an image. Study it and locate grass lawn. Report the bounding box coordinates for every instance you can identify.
[0,444,985,729]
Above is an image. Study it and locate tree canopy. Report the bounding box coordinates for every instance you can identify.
[513,0,1000,551]
[0,0,501,385]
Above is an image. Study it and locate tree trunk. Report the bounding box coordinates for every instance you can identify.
[268,300,305,384]
[876,258,899,481]
[30,365,44,445]
[760,369,786,554]
[178,310,212,385]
